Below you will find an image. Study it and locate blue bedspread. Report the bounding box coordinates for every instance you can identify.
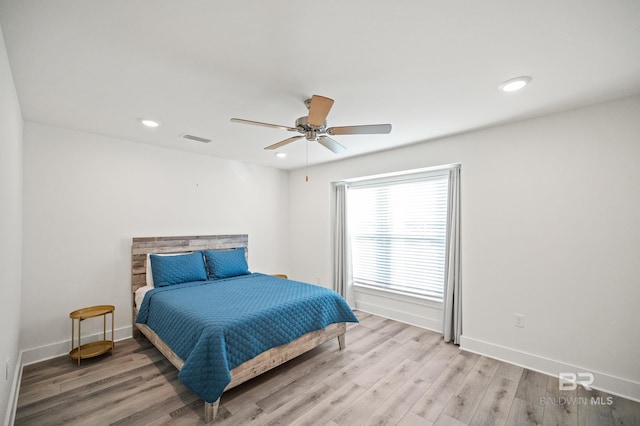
[136,273,358,402]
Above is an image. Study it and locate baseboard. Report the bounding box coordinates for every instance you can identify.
[460,335,640,403]
[355,300,442,332]
[3,351,22,426]
[21,325,133,366]
[354,286,443,332]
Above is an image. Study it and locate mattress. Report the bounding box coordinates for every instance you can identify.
[134,285,153,309]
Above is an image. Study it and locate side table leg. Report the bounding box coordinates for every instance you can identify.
[77,319,81,366]
[111,311,115,355]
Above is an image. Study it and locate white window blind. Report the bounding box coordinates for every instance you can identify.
[348,171,449,301]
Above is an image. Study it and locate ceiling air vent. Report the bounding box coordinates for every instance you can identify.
[181,134,212,143]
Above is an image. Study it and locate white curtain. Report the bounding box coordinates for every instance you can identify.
[331,182,354,306]
[443,166,462,344]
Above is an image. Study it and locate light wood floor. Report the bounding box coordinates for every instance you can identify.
[14,311,640,425]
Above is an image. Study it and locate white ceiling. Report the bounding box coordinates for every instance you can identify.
[1,1,639,170]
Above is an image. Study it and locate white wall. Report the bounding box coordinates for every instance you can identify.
[0,25,23,425]
[288,95,640,400]
[21,123,290,361]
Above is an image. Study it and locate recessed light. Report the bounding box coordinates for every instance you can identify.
[499,76,532,92]
[140,118,161,128]
[275,152,287,158]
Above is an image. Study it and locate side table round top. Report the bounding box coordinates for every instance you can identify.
[70,305,115,320]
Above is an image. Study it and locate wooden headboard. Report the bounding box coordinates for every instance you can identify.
[131,234,249,294]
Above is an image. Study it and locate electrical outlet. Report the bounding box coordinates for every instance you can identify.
[514,314,525,328]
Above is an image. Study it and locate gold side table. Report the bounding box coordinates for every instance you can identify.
[69,305,115,365]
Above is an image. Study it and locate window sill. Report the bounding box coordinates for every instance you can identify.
[353,283,443,307]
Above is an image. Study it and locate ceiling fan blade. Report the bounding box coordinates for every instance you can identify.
[231,118,297,132]
[307,95,334,127]
[317,136,346,153]
[264,135,304,150]
[327,123,392,135]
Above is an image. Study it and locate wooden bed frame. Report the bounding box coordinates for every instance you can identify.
[131,235,348,423]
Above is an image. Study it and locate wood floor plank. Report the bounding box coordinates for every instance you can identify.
[332,358,421,426]
[16,361,162,420]
[611,394,640,426]
[362,362,438,425]
[468,374,519,426]
[261,381,335,426]
[441,356,500,423]
[541,375,579,426]
[214,403,264,426]
[409,351,480,423]
[292,381,367,426]
[253,345,357,414]
[363,342,461,426]
[398,411,434,426]
[16,375,148,425]
[410,341,460,385]
[109,388,201,426]
[515,369,549,403]
[389,323,435,345]
[350,340,426,389]
[507,369,549,426]
[20,339,152,388]
[347,325,398,355]
[357,312,388,330]
[433,414,466,426]
[14,311,640,425]
[18,341,161,407]
[378,318,417,342]
[223,343,341,414]
[577,386,615,426]
[322,339,397,389]
[407,334,451,364]
[67,369,184,426]
[145,399,207,426]
[505,397,544,426]
[494,361,524,382]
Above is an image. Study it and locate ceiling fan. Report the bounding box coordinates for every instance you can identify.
[230,95,392,153]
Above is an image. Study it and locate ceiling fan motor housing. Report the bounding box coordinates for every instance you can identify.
[295,116,326,140]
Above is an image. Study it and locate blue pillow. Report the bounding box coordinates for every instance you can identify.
[150,251,207,287]
[204,248,250,280]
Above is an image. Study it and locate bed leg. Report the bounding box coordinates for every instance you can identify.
[338,334,346,350]
[204,399,219,423]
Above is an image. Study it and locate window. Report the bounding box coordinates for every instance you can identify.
[347,169,450,301]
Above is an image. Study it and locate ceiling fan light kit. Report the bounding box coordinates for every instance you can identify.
[230,95,392,154]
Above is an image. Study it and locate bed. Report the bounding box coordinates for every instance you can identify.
[131,235,358,423]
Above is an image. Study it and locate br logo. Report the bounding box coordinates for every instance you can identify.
[558,372,594,391]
